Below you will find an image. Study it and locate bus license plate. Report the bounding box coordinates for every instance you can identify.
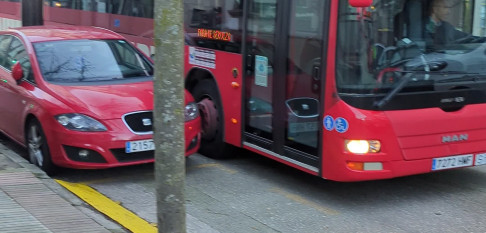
[126,139,154,153]
[432,154,474,171]
[475,153,486,166]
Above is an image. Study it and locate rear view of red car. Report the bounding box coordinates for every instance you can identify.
[0,26,200,174]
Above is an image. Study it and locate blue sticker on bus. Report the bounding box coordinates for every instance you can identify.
[323,115,334,131]
[114,19,120,27]
[335,117,349,133]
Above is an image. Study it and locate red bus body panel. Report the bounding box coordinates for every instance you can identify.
[0,1,20,20]
[184,46,243,147]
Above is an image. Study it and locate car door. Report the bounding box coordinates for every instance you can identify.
[0,34,13,135]
[0,35,34,142]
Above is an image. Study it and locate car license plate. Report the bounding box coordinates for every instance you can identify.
[432,154,474,171]
[475,153,486,166]
[126,139,154,153]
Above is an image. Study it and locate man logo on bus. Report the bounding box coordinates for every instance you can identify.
[442,134,468,143]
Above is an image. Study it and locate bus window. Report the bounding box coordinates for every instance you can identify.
[122,0,153,18]
[108,0,153,18]
[45,0,92,10]
[184,0,243,53]
[93,0,107,13]
[288,0,324,75]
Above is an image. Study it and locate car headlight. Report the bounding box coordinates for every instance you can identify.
[55,113,107,132]
[185,102,199,122]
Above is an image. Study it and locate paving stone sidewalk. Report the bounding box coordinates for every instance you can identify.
[0,142,126,233]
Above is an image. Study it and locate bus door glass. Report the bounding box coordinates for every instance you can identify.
[284,0,325,157]
[244,0,326,167]
[244,0,277,150]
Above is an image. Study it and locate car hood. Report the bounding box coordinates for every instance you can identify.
[45,81,154,119]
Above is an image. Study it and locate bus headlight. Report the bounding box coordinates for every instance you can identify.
[345,140,381,154]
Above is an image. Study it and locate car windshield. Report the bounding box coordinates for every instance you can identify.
[336,0,486,110]
[33,39,153,83]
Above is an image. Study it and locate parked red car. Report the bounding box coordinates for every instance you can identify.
[0,26,200,174]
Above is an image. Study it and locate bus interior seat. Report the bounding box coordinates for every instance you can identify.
[391,0,425,62]
[190,8,221,28]
[299,38,322,75]
[395,0,426,50]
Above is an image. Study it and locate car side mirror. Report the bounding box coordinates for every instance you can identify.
[11,62,23,82]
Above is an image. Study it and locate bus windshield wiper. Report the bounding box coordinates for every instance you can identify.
[373,72,483,108]
[373,72,413,109]
[436,73,483,83]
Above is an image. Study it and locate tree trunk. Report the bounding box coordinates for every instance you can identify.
[22,0,43,26]
[153,0,186,232]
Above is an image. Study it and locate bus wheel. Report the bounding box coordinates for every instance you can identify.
[198,98,218,141]
[192,79,231,159]
[26,119,57,175]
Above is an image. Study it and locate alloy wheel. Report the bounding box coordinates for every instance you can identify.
[27,124,44,167]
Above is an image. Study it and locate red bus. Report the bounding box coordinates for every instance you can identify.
[2,0,486,181]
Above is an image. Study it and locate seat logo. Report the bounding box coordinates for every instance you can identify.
[142,118,152,126]
[442,134,468,143]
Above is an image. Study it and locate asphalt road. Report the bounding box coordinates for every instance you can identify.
[1,134,486,233]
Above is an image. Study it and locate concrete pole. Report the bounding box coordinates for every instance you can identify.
[153,0,186,232]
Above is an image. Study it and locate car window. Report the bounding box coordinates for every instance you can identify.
[33,39,153,83]
[0,35,12,69]
[8,38,34,83]
[112,41,152,72]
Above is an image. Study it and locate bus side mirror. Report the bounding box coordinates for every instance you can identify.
[11,62,24,82]
[349,0,372,7]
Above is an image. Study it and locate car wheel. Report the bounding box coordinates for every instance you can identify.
[26,119,57,175]
[191,79,233,159]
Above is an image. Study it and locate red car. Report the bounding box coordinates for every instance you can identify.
[0,26,201,174]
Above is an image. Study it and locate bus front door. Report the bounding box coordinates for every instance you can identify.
[244,0,327,171]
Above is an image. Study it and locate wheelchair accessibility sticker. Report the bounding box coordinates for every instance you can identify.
[323,116,349,133]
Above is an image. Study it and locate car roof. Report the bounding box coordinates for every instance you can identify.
[5,25,125,43]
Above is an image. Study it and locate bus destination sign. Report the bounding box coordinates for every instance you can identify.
[197,29,232,42]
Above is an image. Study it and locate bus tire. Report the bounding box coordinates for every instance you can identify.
[192,79,232,159]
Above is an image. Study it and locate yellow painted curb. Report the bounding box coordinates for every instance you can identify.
[55,179,157,233]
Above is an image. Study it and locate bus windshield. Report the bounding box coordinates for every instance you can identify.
[336,0,486,110]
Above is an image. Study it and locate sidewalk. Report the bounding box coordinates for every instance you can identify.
[0,142,127,233]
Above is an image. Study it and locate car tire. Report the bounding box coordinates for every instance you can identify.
[191,79,233,159]
[26,119,57,175]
